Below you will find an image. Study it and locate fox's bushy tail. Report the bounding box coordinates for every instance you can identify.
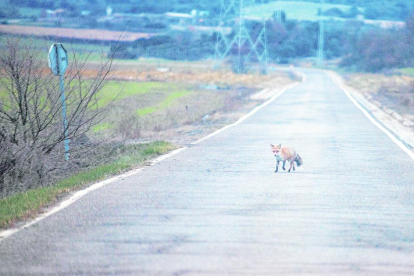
[295,154,303,167]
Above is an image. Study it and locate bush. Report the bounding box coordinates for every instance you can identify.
[0,38,114,197]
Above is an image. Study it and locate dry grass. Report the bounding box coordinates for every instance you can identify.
[345,73,414,118]
[89,67,296,142]
[83,67,281,88]
[345,74,413,95]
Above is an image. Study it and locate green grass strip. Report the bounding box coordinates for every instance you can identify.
[92,122,112,133]
[94,81,170,109]
[136,106,158,116]
[0,141,177,229]
[161,90,192,108]
[136,90,192,116]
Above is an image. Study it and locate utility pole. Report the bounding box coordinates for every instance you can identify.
[215,0,268,74]
[276,0,282,22]
[317,0,325,66]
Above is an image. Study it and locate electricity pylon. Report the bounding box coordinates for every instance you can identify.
[317,0,325,66]
[214,0,268,74]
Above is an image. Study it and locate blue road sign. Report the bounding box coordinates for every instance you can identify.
[48,44,68,76]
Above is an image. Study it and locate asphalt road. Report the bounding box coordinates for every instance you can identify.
[1,69,414,275]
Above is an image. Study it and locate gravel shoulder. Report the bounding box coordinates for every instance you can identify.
[327,71,414,152]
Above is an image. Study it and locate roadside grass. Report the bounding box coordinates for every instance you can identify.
[344,72,414,118]
[161,90,192,107]
[135,90,193,116]
[136,106,158,116]
[0,79,173,116]
[1,75,210,137]
[344,73,414,94]
[92,122,112,133]
[0,141,177,230]
[91,68,295,139]
[90,80,196,135]
[106,87,227,139]
[94,81,171,109]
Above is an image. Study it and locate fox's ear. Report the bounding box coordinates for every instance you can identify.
[277,144,281,148]
[270,144,274,148]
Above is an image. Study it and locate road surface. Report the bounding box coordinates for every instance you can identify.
[1,69,414,275]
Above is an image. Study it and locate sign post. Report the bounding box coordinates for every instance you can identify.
[48,43,69,161]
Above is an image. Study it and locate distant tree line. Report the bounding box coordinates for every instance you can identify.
[323,0,414,21]
[10,0,414,22]
[265,12,414,71]
[340,13,414,71]
[110,12,414,72]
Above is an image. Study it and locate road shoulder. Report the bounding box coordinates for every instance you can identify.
[327,70,414,155]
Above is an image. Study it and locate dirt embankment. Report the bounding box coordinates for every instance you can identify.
[344,73,414,125]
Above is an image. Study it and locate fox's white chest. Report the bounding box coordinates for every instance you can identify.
[275,154,284,161]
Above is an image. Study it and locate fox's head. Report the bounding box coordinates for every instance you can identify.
[270,144,281,156]
[295,154,303,167]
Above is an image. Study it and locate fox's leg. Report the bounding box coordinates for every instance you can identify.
[292,161,296,171]
[282,160,286,171]
[288,161,294,172]
[275,160,279,173]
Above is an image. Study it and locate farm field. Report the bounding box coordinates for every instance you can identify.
[87,67,297,143]
[1,67,295,143]
[245,0,361,21]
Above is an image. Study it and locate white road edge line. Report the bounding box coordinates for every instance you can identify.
[328,71,414,161]
[0,168,142,242]
[0,147,187,242]
[0,74,302,242]
[149,147,187,165]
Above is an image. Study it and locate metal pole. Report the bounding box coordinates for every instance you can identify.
[55,44,70,161]
[262,18,268,74]
[317,0,325,66]
[59,74,69,161]
[238,0,243,74]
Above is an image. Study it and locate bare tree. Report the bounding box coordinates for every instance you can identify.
[0,37,114,196]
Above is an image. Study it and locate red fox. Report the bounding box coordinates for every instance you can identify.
[270,144,303,173]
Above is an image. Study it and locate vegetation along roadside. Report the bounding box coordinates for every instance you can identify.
[0,141,176,229]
